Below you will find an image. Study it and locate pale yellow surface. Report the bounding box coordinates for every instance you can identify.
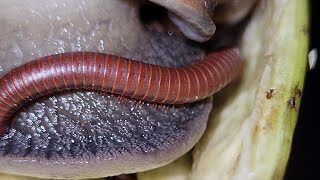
[138,154,192,180]
[0,173,105,180]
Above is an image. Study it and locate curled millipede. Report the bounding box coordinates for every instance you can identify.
[0,48,243,135]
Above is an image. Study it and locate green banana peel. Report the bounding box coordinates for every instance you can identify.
[138,0,309,180]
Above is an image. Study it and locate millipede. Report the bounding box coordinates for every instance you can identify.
[0,47,243,135]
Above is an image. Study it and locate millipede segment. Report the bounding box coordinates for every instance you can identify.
[0,48,243,135]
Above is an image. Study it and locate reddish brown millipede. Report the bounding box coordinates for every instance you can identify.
[0,48,243,135]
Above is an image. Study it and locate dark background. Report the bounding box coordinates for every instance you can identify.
[285,0,320,179]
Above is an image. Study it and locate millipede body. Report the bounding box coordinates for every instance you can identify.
[0,48,243,135]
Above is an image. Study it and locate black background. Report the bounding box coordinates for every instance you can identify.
[285,0,320,179]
